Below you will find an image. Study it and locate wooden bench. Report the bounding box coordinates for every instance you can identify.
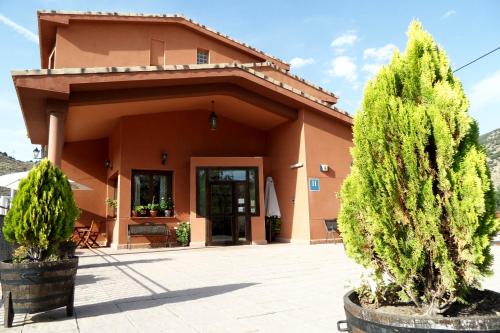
[127,223,171,249]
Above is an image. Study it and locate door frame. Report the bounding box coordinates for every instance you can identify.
[206,179,251,246]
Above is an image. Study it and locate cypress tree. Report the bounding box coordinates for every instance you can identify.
[3,159,80,261]
[338,21,498,315]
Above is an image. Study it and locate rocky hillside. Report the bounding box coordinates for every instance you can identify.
[479,128,500,194]
[0,152,33,196]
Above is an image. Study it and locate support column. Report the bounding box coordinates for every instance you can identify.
[47,100,67,168]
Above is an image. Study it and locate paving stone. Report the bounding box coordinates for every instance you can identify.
[1,244,498,332]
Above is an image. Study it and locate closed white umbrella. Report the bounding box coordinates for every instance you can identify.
[265,177,281,217]
[0,171,91,191]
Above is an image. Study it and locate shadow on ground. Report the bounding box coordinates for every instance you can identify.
[28,283,258,322]
[78,257,171,269]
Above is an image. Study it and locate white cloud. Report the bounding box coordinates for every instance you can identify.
[363,43,397,62]
[0,13,38,44]
[331,31,358,49]
[328,56,357,82]
[362,63,383,77]
[442,10,456,19]
[469,69,500,112]
[289,57,315,69]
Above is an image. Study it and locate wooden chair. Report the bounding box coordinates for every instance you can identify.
[81,220,100,248]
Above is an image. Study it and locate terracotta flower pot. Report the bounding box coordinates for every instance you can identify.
[150,210,158,218]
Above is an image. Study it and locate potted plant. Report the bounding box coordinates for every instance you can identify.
[162,196,174,217]
[265,216,281,242]
[105,198,118,217]
[336,21,499,332]
[160,197,167,217]
[175,221,190,246]
[1,159,80,328]
[132,205,146,217]
[148,197,160,218]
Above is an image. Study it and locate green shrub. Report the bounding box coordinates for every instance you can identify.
[3,159,80,261]
[105,198,118,209]
[175,222,190,246]
[338,21,498,315]
[266,216,281,234]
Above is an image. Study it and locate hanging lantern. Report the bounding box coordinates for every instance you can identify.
[209,100,217,130]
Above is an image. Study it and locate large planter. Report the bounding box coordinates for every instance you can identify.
[0,257,78,328]
[338,290,500,332]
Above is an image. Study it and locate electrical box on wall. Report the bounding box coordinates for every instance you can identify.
[320,164,329,172]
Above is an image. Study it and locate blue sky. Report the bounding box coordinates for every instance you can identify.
[0,0,499,161]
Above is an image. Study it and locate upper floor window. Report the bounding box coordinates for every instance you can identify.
[197,49,209,64]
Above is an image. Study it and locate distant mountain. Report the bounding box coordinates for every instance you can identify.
[0,152,34,196]
[479,128,500,202]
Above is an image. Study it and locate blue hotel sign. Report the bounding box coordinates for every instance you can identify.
[309,178,320,192]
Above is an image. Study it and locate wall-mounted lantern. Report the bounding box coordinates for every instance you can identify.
[320,164,329,172]
[33,147,41,160]
[104,159,112,170]
[209,100,217,131]
[161,152,168,165]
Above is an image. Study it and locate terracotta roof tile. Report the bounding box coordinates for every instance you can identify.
[12,62,350,117]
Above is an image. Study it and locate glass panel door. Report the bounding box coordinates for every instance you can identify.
[234,182,250,242]
[209,183,233,243]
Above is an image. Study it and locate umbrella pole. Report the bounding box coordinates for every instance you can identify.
[268,217,271,244]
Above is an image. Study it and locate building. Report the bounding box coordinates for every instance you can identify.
[12,10,353,248]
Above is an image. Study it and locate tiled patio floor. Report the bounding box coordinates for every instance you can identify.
[1,244,499,332]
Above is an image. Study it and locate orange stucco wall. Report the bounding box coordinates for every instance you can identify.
[266,110,311,242]
[61,139,108,243]
[61,107,352,247]
[108,110,267,248]
[303,110,353,242]
[54,21,262,68]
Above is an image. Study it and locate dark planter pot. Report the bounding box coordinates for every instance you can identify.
[338,290,500,332]
[59,242,77,259]
[0,257,78,328]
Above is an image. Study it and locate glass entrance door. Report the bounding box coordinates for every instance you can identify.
[234,181,250,243]
[208,181,250,245]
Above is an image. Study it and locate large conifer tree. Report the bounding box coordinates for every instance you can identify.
[338,21,498,315]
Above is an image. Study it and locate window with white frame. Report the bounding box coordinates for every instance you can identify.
[197,49,209,64]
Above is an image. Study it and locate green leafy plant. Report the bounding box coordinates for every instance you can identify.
[3,159,80,262]
[165,196,174,210]
[147,197,160,211]
[175,222,190,246]
[134,205,146,215]
[159,197,167,210]
[266,216,281,234]
[105,198,118,209]
[338,21,498,316]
